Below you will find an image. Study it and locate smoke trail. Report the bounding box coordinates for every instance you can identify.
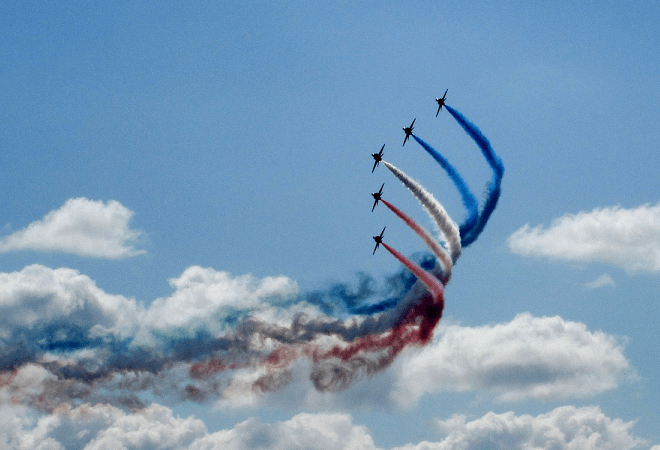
[445,105,504,247]
[306,241,445,391]
[383,161,461,264]
[445,105,504,177]
[380,198,452,283]
[381,242,444,345]
[381,242,444,312]
[1,260,448,408]
[1,106,500,411]
[411,135,479,240]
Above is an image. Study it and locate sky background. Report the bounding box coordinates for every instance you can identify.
[2,1,660,449]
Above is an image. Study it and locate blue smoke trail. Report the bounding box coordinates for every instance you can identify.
[445,105,504,247]
[412,135,479,242]
[304,253,436,316]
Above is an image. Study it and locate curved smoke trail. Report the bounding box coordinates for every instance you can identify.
[0,258,448,409]
[383,161,461,264]
[1,101,499,413]
[381,242,444,306]
[412,134,479,240]
[192,250,446,394]
[380,198,452,283]
[305,241,445,391]
[445,105,504,247]
[303,253,438,317]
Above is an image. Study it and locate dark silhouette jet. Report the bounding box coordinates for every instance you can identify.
[371,183,384,212]
[373,227,386,254]
[371,144,385,173]
[402,119,415,146]
[435,89,448,117]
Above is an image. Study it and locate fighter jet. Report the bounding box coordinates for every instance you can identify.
[373,227,386,254]
[435,89,448,116]
[371,144,385,173]
[402,119,415,146]
[371,183,384,212]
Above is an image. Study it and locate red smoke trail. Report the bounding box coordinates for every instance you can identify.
[190,360,249,379]
[380,242,444,343]
[308,242,445,364]
[380,198,452,282]
[381,243,444,305]
[186,242,447,394]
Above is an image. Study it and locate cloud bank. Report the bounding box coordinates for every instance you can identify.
[507,203,660,273]
[0,403,648,450]
[0,198,145,258]
[420,405,642,450]
[0,265,631,411]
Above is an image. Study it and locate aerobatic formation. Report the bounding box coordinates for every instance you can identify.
[0,92,503,412]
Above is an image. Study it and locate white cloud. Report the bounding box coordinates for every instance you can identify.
[1,403,651,450]
[585,274,616,289]
[12,403,207,450]
[3,404,379,450]
[0,263,636,412]
[0,264,299,343]
[0,198,145,258]
[0,264,140,338]
[391,313,630,407]
[142,265,299,335]
[192,413,379,450]
[395,406,642,450]
[507,203,660,273]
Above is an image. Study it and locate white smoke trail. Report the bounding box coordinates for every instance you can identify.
[383,161,462,264]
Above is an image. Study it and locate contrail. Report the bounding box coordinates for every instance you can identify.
[380,198,452,282]
[445,105,504,247]
[383,161,461,264]
[412,135,479,241]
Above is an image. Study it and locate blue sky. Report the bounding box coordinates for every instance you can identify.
[2,1,660,449]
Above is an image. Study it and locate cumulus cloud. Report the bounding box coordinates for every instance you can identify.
[585,274,616,289]
[0,264,299,344]
[0,264,140,340]
[0,198,145,258]
[2,404,378,450]
[142,265,299,335]
[0,264,307,406]
[398,406,642,450]
[0,263,635,416]
[192,412,378,450]
[1,403,650,450]
[507,203,660,273]
[8,403,206,450]
[391,313,630,407]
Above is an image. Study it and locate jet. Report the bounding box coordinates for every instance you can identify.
[373,227,386,254]
[402,118,415,146]
[371,144,385,173]
[435,89,448,117]
[371,183,384,212]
